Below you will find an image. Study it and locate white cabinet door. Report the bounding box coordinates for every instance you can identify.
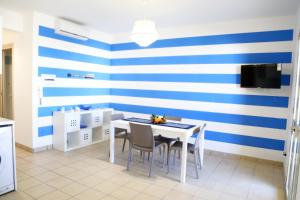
[0,126,14,194]
[65,113,80,132]
[286,34,300,200]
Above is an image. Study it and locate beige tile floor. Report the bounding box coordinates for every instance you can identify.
[0,140,285,200]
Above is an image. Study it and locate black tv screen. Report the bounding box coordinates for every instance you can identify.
[241,65,257,88]
[241,64,281,89]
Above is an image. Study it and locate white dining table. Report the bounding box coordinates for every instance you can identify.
[109,119,202,183]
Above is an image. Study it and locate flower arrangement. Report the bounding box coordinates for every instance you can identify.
[150,114,166,124]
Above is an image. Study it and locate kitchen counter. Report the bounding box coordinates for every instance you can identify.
[0,118,14,126]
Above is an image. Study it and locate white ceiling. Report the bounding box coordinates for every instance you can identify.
[0,0,299,34]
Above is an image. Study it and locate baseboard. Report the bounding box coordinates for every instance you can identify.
[32,145,53,152]
[15,143,33,152]
[16,143,53,153]
[205,149,283,166]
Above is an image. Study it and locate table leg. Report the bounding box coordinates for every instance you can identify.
[109,126,115,163]
[199,131,205,167]
[180,136,188,183]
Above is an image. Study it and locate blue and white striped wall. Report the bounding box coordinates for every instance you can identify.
[35,13,294,161]
[109,24,293,161]
[34,12,112,147]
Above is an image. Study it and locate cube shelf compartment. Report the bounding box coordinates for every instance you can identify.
[53,108,113,152]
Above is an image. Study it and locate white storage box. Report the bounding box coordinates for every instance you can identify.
[65,112,80,132]
[102,125,110,140]
[91,110,103,127]
[80,128,92,146]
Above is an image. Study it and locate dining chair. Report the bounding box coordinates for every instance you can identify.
[127,122,166,176]
[155,116,182,166]
[111,113,130,152]
[167,123,206,178]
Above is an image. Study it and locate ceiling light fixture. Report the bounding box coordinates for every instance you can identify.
[130,0,158,47]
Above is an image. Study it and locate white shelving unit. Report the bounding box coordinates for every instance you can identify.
[53,108,112,152]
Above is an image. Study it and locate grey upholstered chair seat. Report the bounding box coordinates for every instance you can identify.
[168,141,195,152]
[132,141,165,152]
[114,127,127,136]
[114,128,130,140]
[155,135,178,143]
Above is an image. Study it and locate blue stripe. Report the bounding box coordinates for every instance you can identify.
[38,46,110,65]
[205,130,284,151]
[110,103,287,130]
[38,103,110,117]
[38,67,110,80]
[282,75,291,85]
[38,126,53,137]
[111,29,294,51]
[43,87,110,97]
[111,52,292,66]
[110,88,289,108]
[39,26,111,51]
[111,73,290,86]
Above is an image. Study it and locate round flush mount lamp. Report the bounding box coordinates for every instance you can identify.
[130,19,159,47]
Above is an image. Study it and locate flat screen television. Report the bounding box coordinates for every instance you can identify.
[241,64,281,89]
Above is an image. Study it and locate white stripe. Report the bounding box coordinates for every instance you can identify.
[39,36,110,58]
[110,64,243,74]
[110,96,289,118]
[38,116,53,127]
[112,41,293,58]
[111,64,237,74]
[39,77,291,97]
[38,57,111,73]
[110,63,293,74]
[110,81,291,96]
[42,78,290,96]
[38,56,292,76]
[40,95,110,107]
[38,36,111,58]
[205,140,283,161]
[114,111,286,140]
[42,78,110,88]
[113,16,294,43]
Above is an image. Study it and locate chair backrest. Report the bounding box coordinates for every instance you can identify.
[165,116,182,121]
[129,122,154,149]
[111,113,125,121]
[194,123,207,148]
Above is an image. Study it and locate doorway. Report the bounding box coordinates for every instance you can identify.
[1,48,13,119]
[286,33,300,200]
